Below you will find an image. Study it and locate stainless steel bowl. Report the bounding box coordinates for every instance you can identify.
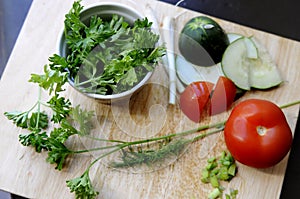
[57,2,153,103]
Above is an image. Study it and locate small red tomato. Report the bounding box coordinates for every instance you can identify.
[210,76,236,115]
[180,81,214,122]
[224,99,293,168]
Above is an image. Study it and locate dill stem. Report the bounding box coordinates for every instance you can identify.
[87,147,124,171]
[279,100,300,109]
[72,143,123,154]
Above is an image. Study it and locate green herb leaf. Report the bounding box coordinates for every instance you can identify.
[69,105,95,136]
[50,120,77,143]
[29,65,68,95]
[111,139,191,168]
[4,109,48,130]
[29,111,49,130]
[46,138,72,170]
[4,111,29,128]
[66,170,99,199]
[19,130,49,153]
[47,94,72,123]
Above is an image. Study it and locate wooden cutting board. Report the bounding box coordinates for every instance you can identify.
[1,0,300,198]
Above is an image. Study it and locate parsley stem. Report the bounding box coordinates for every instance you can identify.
[85,120,226,146]
[76,121,226,155]
[35,87,42,129]
[192,126,225,142]
[84,135,126,144]
[72,121,226,169]
[74,75,102,87]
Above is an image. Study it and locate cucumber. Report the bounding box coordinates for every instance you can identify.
[249,38,282,89]
[193,63,225,85]
[227,33,243,43]
[244,37,258,59]
[175,55,204,85]
[179,16,229,66]
[221,37,282,90]
[175,55,224,86]
[228,33,257,58]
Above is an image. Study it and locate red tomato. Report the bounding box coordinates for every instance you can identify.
[224,99,293,168]
[209,76,236,115]
[180,81,214,122]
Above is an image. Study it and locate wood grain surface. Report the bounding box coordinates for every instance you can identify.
[1,0,300,198]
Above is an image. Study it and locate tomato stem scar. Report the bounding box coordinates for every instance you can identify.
[256,126,267,136]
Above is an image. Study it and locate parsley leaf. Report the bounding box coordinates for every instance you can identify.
[47,94,72,123]
[46,138,72,170]
[29,65,68,95]
[69,105,95,136]
[19,130,49,153]
[66,170,99,199]
[50,120,78,143]
[4,111,48,130]
[4,111,29,128]
[29,112,49,130]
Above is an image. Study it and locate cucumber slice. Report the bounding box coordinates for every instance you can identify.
[249,38,283,89]
[244,37,258,59]
[222,37,282,90]
[175,55,224,85]
[222,37,253,90]
[228,33,258,58]
[227,33,243,43]
[228,34,258,59]
[175,55,205,85]
[193,63,225,84]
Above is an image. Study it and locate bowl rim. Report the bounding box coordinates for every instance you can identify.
[56,2,154,101]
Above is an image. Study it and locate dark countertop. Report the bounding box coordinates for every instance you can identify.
[1,0,299,198]
[162,0,300,42]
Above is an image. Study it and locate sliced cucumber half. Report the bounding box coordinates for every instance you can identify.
[249,38,283,89]
[175,55,205,85]
[175,55,224,86]
[244,37,258,59]
[227,33,243,43]
[222,36,282,90]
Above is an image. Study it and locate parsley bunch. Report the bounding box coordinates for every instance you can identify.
[56,1,165,95]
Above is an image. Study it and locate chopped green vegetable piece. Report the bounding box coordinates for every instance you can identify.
[210,175,219,188]
[217,166,230,181]
[211,168,219,176]
[201,151,238,199]
[201,169,210,183]
[230,189,238,198]
[208,188,222,199]
[208,157,216,163]
[206,161,218,170]
[228,164,237,176]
